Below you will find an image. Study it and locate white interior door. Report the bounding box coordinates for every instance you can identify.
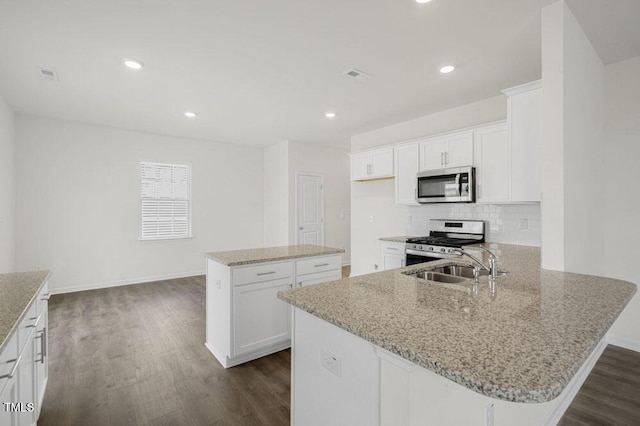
[296,174,324,245]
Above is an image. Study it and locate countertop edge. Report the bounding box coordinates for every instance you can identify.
[0,270,51,354]
[205,247,345,266]
[277,273,637,403]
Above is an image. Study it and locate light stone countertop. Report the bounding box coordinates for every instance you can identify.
[0,270,51,353]
[205,244,345,266]
[278,243,636,403]
[378,236,410,243]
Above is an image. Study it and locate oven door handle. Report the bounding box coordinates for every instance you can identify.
[406,249,462,259]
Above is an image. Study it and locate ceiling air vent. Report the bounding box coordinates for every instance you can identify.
[39,68,59,81]
[344,68,371,81]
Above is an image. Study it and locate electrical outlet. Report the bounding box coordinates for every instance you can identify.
[408,215,413,224]
[320,349,341,377]
[519,218,528,230]
[369,215,374,223]
[485,402,494,426]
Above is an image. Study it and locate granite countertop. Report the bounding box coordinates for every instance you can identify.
[379,236,410,243]
[0,270,51,353]
[278,243,636,403]
[205,244,345,266]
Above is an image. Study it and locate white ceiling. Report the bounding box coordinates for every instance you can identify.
[0,0,637,148]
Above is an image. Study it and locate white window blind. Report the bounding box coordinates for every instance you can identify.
[140,161,191,240]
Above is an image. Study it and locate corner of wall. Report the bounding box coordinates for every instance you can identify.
[0,94,16,273]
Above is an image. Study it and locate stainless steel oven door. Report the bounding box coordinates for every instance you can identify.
[405,253,442,266]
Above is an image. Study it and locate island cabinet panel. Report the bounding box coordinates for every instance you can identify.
[233,278,292,356]
[206,252,343,368]
[0,333,19,426]
[292,308,379,426]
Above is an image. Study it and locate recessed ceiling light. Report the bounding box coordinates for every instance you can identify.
[184,111,197,118]
[325,112,336,119]
[439,65,456,74]
[416,0,433,3]
[123,59,144,70]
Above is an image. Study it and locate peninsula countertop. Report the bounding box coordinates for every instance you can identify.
[205,244,345,266]
[278,243,636,403]
[0,270,50,353]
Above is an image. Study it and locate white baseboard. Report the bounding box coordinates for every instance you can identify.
[50,270,205,295]
[607,334,640,352]
[544,337,608,426]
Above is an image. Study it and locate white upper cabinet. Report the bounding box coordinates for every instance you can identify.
[419,131,473,171]
[502,80,542,202]
[474,122,510,203]
[394,143,419,205]
[350,147,394,181]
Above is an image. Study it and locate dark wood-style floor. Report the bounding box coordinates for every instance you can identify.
[40,275,290,426]
[39,270,639,426]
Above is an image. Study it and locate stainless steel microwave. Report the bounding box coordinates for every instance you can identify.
[416,166,475,203]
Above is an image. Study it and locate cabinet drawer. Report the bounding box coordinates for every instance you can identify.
[296,255,341,276]
[36,282,49,315]
[0,332,18,395]
[16,302,37,353]
[233,261,293,286]
[296,269,341,288]
[381,242,406,256]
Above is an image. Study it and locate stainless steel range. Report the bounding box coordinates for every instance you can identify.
[405,219,485,266]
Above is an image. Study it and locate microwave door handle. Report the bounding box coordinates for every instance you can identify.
[455,173,461,195]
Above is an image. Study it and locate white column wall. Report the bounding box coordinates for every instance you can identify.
[0,95,15,273]
[263,141,290,246]
[603,56,640,347]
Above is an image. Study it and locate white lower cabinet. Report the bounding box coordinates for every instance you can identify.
[233,278,292,356]
[206,254,342,368]
[0,282,48,426]
[381,241,406,270]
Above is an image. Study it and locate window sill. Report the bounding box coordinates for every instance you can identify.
[139,236,195,243]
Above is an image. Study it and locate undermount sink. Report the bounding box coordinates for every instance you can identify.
[431,264,507,278]
[404,270,469,284]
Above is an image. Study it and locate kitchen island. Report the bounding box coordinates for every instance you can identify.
[205,244,344,368]
[278,244,636,425]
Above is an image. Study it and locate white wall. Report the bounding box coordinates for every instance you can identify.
[541,1,604,275]
[0,95,15,272]
[15,116,264,293]
[562,1,604,276]
[263,141,289,246]
[288,142,351,263]
[603,55,640,346]
[350,96,508,276]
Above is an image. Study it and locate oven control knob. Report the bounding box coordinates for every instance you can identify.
[417,245,422,250]
[440,248,446,253]
[428,246,434,251]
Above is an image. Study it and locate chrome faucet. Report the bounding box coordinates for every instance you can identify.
[452,246,499,279]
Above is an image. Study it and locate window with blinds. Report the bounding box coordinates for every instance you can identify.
[140,162,191,240]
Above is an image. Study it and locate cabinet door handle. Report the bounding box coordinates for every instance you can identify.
[387,247,399,251]
[0,355,21,380]
[445,152,449,165]
[41,293,50,301]
[257,271,276,276]
[440,152,444,165]
[35,329,46,363]
[314,263,329,267]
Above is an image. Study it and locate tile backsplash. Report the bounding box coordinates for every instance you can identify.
[407,203,541,247]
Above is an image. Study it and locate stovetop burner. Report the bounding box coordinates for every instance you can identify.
[406,236,479,248]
